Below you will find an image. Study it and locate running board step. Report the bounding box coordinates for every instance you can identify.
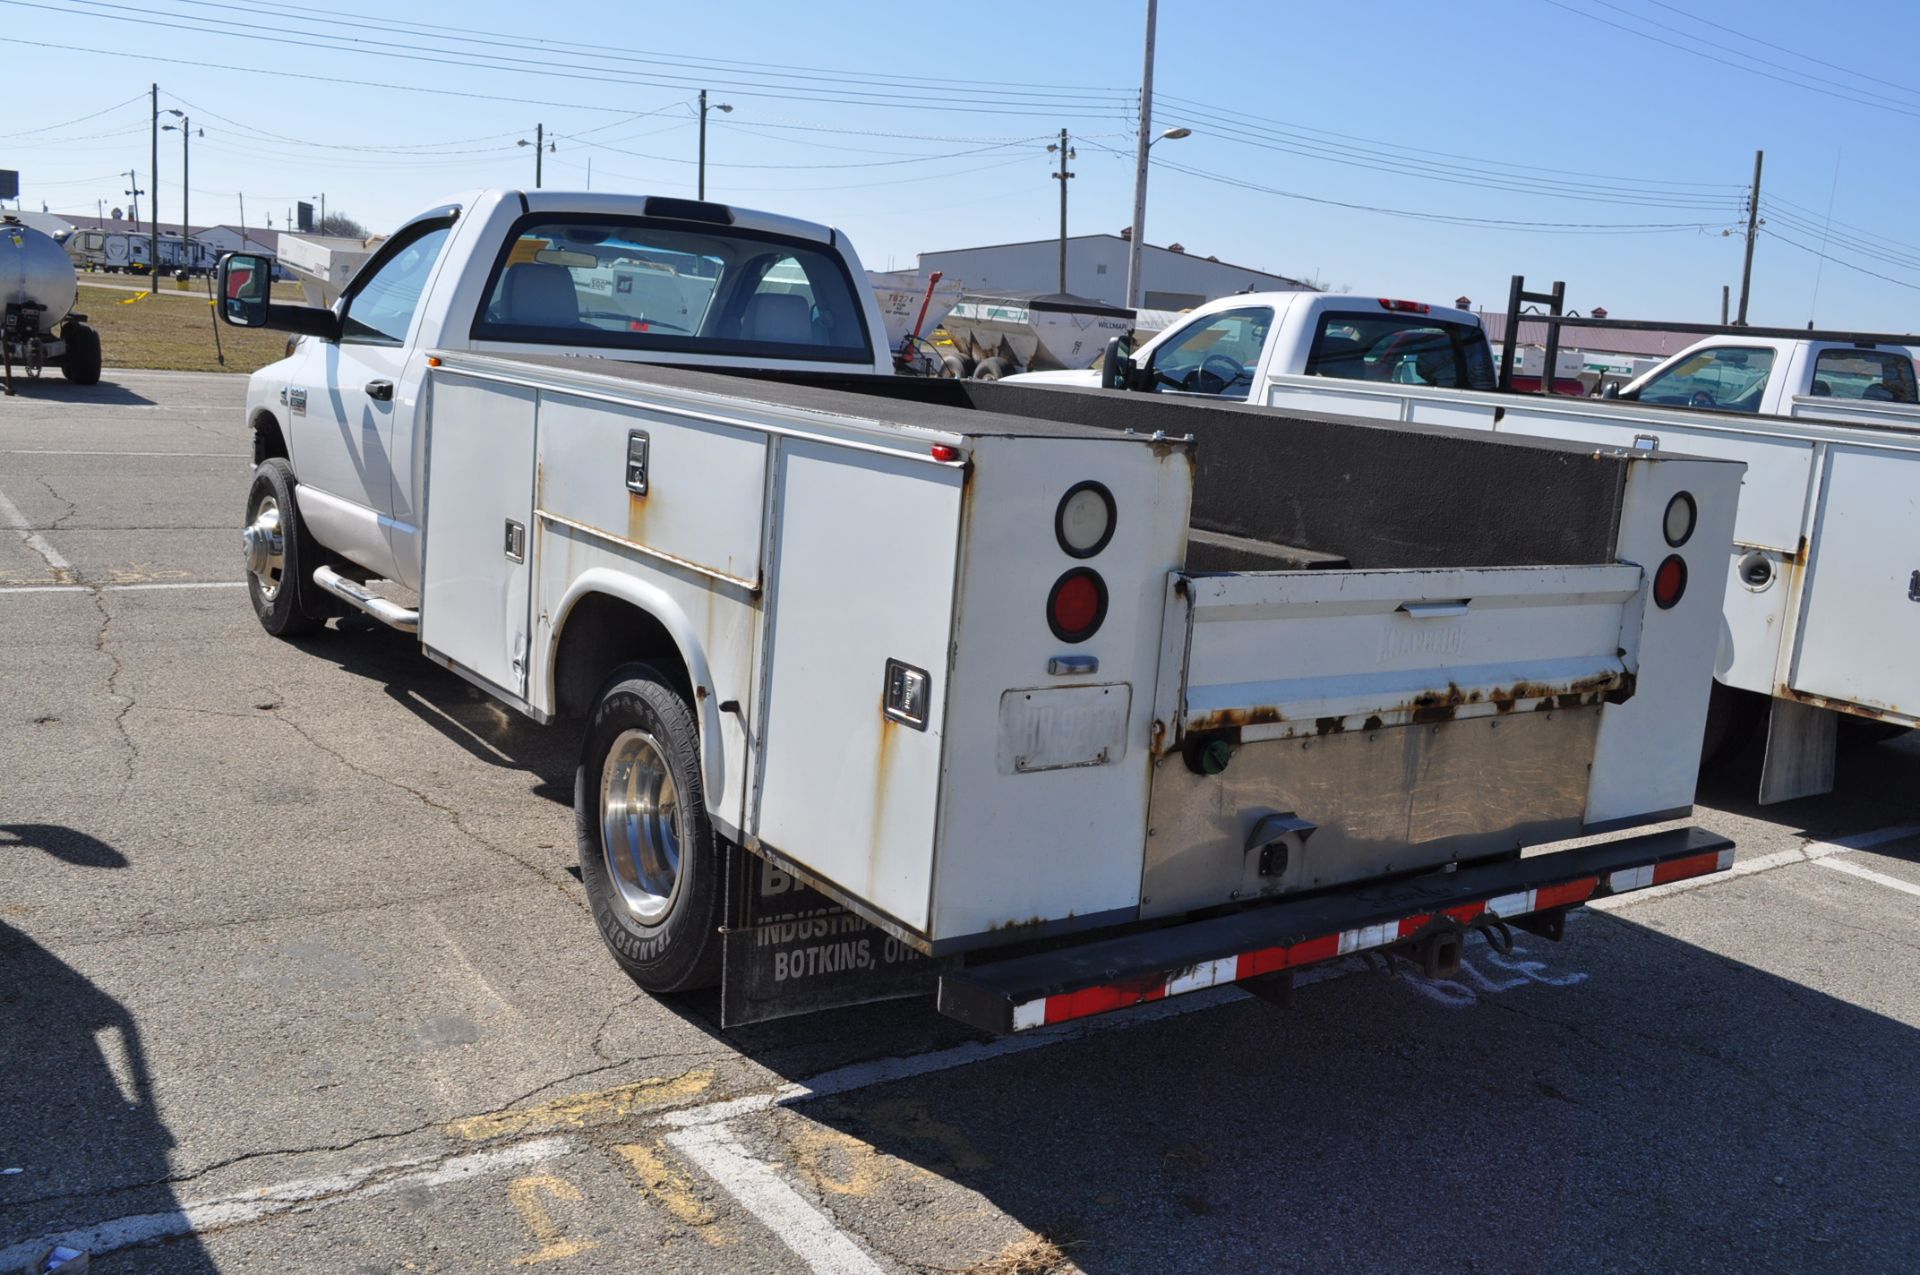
[936,825,1735,1035]
[312,565,419,633]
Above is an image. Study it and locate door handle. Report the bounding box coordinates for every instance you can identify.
[1399,600,1471,619]
[365,379,394,402]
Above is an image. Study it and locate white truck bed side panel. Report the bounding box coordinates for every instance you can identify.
[1584,454,1742,823]
[1263,379,1496,431]
[528,389,765,831]
[419,374,537,696]
[1788,445,1920,720]
[928,436,1192,942]
[535,396,768,587]
[752,442,964,932]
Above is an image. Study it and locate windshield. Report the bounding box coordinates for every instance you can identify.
[1635,346,1775,412]
[1304,313,1495,390]
[472,216,871,363]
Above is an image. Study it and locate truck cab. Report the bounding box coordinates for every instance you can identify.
[1006,292,1495,401]
[1617,334,1920,418]
[229,189,891,592]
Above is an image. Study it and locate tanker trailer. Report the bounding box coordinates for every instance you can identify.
[3,215,103,391]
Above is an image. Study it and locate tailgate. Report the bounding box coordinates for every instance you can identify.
[1142,564,1644,918]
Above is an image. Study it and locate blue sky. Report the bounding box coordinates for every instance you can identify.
[10,0,1920,329]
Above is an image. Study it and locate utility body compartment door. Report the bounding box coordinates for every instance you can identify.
[418,372,537,697]
[1143,564,1642,918]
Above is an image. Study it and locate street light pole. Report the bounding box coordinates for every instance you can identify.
[698,91,732,200]
[163,110,201,272]
[149,82,159,293]
[517,126,554,189]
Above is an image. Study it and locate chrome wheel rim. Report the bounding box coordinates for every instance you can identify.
[599,728,682,924]
[243,497,286,600]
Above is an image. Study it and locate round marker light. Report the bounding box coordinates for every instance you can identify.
[1055,481,1116,558]
[1663,491,1697,547]
[1048,568,1108,643]
[1653,554,1688,609]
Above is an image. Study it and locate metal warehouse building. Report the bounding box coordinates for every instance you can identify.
[918,232,1311,310]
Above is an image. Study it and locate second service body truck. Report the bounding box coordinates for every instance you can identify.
[219,190,1740,1032]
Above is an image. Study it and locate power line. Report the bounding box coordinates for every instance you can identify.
[1541,0,1920,122]
[1763,226,1920,294]
[12,92,148,136]
[568,134,1048,172]
[29,1,1133,119]
[1634,0,1920,102]
[1155,158,1728,234]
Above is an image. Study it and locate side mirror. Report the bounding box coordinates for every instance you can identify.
[218,252,341,340]
[219,252,272,327]
[1601,382,1620,399]
[1101,335,1136,391]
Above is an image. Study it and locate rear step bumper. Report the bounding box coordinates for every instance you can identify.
[937,825,1733,1035]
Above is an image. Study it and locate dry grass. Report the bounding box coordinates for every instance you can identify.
[955,1233,1079,1275]
[76,284,290,374]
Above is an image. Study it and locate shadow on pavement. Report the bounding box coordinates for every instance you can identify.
[1,379,156,407]
[0,826,216,1272]
[293,617,577,806]
[739,912,1920,1274]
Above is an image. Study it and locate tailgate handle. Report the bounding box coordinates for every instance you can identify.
[1398,600,1470,619]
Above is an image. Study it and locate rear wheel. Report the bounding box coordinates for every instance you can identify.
[1699,682,1764,772]
[243,459,330,637]
[576,664,724,993]
[972,356,1014,381]
[60,323,102,386]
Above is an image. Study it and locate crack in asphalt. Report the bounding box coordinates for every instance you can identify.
[260,709,591,921]
[87,589,137,798]
[35,475,78,531]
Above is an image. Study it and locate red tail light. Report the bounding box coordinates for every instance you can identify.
[1653,555,1688,609]
[1048,568,1108,643]
[1378,298,1431,314]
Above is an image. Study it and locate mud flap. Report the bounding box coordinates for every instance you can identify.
[720,848,946,1028]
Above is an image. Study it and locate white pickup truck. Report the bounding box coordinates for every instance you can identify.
[217,190,1740,1032]
[1022,293,1920,803]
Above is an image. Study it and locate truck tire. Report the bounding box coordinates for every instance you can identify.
[1698,682,1763,772]
[60,323,102,386]
[938,353,972,380]
[576,664,724,993]
[242,459,330,637]
[972,356,1014,381]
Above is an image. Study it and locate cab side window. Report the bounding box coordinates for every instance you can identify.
[1635,346,1775,412]
[340,223,453,346]
[1147,307,1272,396]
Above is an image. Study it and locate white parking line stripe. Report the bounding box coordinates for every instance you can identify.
[0,581,245,594]
[1591,824,1920,911]
[0,449,250,458]
[666,1124,884,1275]
[1814,856,1920,899]
[0,1136,576,1270]
[0,484,73,579]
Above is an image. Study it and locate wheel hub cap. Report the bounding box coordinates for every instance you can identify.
[243,499,286,598]
[599,728,682,924]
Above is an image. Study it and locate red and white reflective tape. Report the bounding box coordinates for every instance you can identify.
[1007,843,1735,1032]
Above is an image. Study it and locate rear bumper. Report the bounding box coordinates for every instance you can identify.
[937,825,1732,1034]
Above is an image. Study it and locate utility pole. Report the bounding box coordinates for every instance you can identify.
[1050,129,1075,293]
[1721,284,1729,325]
[163,110,199,270]
[1736,148,1763,326]
[149,82,159,293]
[123,171,142,223]
[536,123,544,188]
[1124,0,1159,309]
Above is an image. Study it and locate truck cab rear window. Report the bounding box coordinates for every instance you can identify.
[1305,313,1495,391]
[1810,348,1918,403]
[471,217,871,363]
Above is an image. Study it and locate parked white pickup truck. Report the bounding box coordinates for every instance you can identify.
[218,191,1740,1032]
[1021,294,1920,803]
[1615,333,1920,425]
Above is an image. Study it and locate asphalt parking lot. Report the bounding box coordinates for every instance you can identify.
[3,369,1918,1274]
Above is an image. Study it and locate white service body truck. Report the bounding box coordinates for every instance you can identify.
[219,191,1741,1032]
[1019,293,1920,803]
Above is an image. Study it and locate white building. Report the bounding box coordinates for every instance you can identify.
[918,233,1310,311]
